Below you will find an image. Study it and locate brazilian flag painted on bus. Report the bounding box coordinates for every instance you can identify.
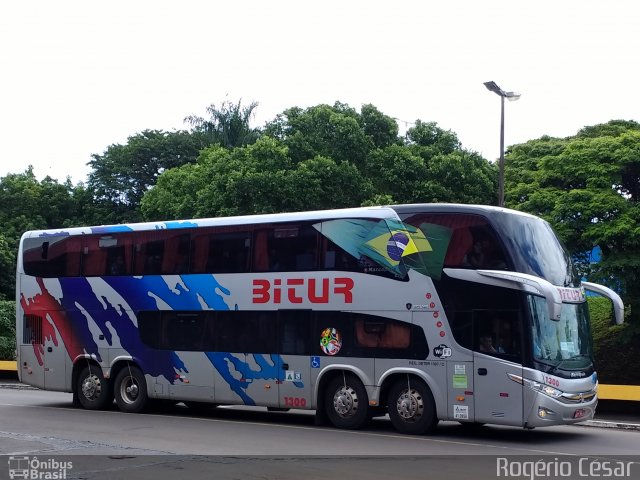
[313,217,451,280]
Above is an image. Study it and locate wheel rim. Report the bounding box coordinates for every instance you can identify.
[81,374,101,401]
[119,375,140,404]
[333,385,359,418]
[396,388,424,423]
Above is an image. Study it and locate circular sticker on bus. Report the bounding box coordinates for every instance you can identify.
[320,327,342,356]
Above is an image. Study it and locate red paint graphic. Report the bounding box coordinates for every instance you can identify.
[253,277,354,304]
[21,278,82,366]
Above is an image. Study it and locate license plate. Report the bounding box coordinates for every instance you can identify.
[573,408,587,419]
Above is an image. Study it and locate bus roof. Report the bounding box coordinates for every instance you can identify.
[21,205,402,238]
[21,203,542,240]
[391,203,539,220]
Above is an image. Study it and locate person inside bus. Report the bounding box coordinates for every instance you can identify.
[495,319,517,354]
[463,237,508,270]
[478,334,504,354]
[109,252,127,275]
[463,240,486,269]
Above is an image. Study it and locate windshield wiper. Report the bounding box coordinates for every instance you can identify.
[549,354,592,377]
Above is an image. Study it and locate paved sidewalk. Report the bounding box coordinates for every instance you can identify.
[581,418,640,431]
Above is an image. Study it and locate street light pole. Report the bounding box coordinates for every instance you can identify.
[483,81,520,207]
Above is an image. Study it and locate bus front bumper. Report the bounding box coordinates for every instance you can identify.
[524,390,597,428]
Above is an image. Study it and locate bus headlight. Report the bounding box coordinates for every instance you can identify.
[530,381,563,398]
[510,375,564,399]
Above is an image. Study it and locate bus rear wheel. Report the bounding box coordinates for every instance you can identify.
[324,373,369,430]
[77,365,112,410]
[388,378,437,435]
[114,365,147,413]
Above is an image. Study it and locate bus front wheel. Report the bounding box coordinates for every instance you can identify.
[388,378,437,435]
[324,373,369,430]
[114,365,147,413]
[77,365,112,410]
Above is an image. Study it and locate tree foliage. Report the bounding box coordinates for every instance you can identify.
[87,130,209,222]
[0,168,88,299]
[143,102,496,219]
[185,99,261,148]
[0,300,15,359]
[142,138,373,218]
[506,120,640,323]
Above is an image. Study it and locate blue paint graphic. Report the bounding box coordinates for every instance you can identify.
[51,273,303,405]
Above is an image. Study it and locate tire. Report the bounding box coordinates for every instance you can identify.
[387,377,438,435]
[76,365,112,410]
[114,365,148,413]
[324,373,369,430]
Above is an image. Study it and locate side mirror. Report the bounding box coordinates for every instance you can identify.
[582,282,624,325]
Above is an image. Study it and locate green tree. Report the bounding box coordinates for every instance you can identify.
[87,130,208,223]
[143,102,497,220]
[0,300,15,359]
[264,102,374,167]
[0,168,87,299]
[364,145,428,203]
[142,137,371,219]
[0,236,14,301]
[406,120,460,159]
[185,99,261,148]
[360,104,400,149]
[506,120,640,323]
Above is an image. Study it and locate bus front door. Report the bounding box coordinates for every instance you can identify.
[473,353,523,425]
[277,355,311,410]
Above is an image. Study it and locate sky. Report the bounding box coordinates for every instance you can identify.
[1,0,639,184]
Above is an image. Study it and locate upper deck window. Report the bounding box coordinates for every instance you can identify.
[23,235,82,277]
[401,213,510,270]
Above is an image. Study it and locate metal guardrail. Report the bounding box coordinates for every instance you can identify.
[0,360,17,371]
[598,384,640,402]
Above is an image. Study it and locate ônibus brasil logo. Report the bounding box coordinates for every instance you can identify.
[8,456,73,480]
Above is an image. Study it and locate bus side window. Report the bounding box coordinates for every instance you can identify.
[134,230,190,275]
[321,238,362,272]
[401,213,509,270]
[162,233,190,274]
[23,236,82,277]
[279,310,311,355]
[207,232,250,273]
[444,228,473,267]
[252,230,270,272]
[254,223,319,272]
[191,227,251,274]
[215,311,277,353]
[83,235,132,277]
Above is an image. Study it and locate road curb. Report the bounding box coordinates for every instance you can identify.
[580,420,640,431]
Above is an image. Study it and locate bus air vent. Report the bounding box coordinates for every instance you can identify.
[23,315,43,345]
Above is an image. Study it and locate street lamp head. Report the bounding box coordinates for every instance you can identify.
[484,81,522,101]
[483,81,502,95]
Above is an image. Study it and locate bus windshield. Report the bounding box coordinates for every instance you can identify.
[528,295,593,371]
[494,213,579,287]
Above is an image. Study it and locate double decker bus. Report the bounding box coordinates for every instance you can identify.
[16,204,623,434]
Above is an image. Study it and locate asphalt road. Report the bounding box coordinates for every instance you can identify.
[1,386,639,479]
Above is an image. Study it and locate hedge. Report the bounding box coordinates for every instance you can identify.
[588,297,640,385]
[0,300,15,360]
